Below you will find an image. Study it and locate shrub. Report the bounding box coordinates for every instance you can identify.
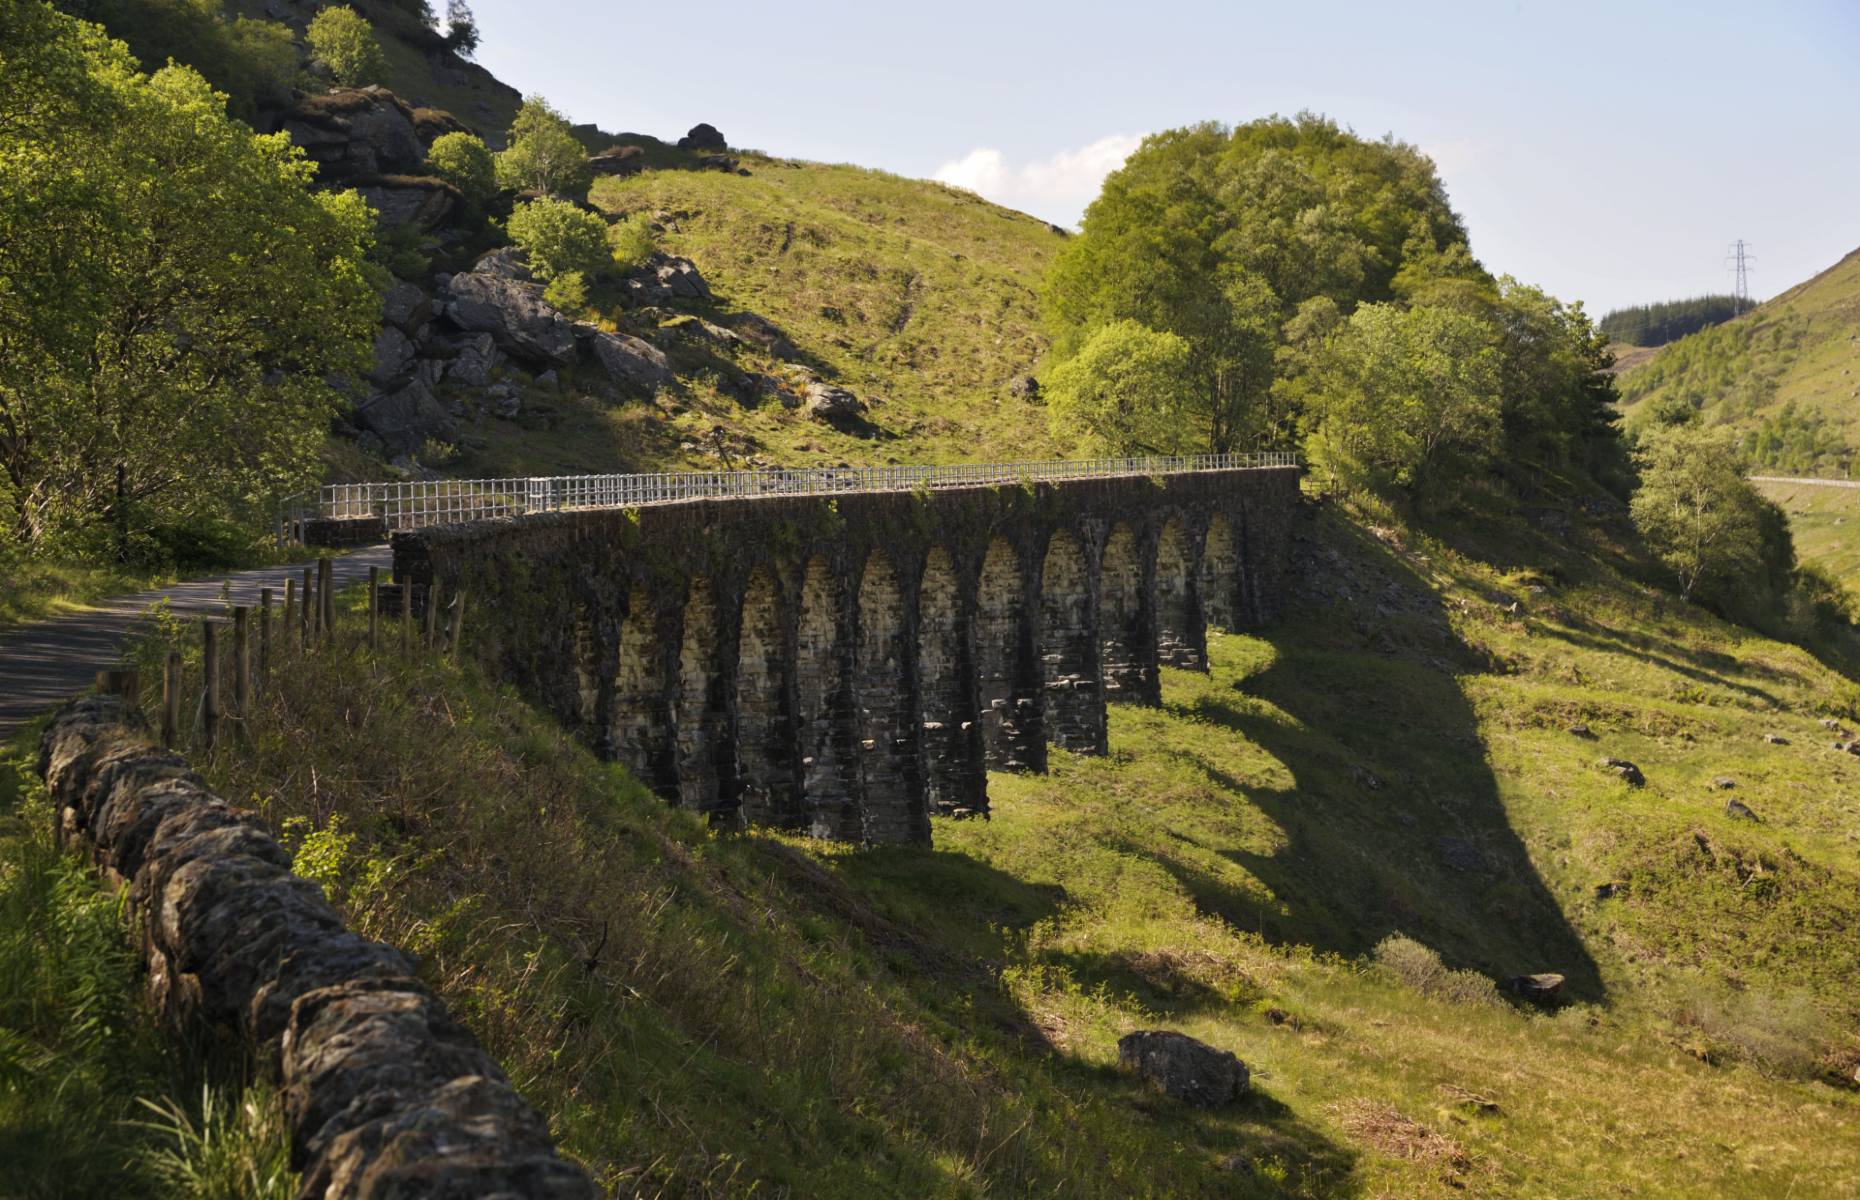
[605,212,656,272]
[306,5,384,87]
[542,269,589,314]
[1371,934,1498,1007]
[425,131,496,207]
[506,197,608,283]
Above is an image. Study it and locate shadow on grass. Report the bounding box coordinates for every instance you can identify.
[1165,519,1606,1002]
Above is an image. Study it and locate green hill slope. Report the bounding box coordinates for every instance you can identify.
[1618,248,1860,471]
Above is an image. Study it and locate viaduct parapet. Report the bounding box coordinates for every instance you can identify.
[392,465,1300,846]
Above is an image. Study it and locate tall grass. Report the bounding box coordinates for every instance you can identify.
[0,733,295,1199]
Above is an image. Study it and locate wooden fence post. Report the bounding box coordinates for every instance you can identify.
[232,606,250,738]
[368,566,380,650]
[162,651,181,748]
[318,557,334,639]
[423,583,439,652]
[301,565,313,648]
[283,577,296,649]
[448,588,466,662]
[258,587,272,683]
[401,582,413,656]
[203,621,221,751]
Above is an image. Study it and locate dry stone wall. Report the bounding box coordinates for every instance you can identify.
[393,466,1300,846]
[38,697,594,1200]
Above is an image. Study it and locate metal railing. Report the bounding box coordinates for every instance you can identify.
[281,451,1301,539]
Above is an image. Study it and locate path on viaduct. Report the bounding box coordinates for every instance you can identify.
[393,461,1302,848]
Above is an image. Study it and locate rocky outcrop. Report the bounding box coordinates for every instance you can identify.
[676,122,727,151]
[282,87,426,181]
[354,176,459,232]
[588,144,645,177]
[441,269,577,365]
[38,697,595,1199]
[1116,1031,1249,1107]
[728,312,800,360]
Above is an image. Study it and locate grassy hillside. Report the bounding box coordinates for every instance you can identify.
[148,495,1860,1199]
[1753,478,1860,593]
[1618,247,1860,471]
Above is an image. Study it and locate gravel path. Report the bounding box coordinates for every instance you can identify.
[0,546,392,740]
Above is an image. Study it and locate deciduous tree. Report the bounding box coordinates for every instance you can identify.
[306,4,383,87]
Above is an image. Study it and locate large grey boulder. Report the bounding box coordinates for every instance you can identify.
[676,122,727,150]
[356,379,453,457]
[584,329,673,394]
[805,382,863,423]
[442,271,577,365]
[1117,1031,1248,1107]
[472,246,535,282]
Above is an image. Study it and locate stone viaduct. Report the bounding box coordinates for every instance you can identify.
[391,465,1300,846]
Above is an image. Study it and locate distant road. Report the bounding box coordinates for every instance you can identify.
[0,546,392,741]
[1749,476,1860,490]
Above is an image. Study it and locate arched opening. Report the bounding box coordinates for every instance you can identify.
[1200,513,1240,632]
[571,600,600,731]
[611,586,675,798]
[1039,529,1104,753]
[1155,517,1203,670]
[856,552,925,843]
[975,535,1041,772]
[734,567,797,828]
[675,577,730,815]
[1099,523,1157,704]
[918,548,984,815]
[796,555,858,839]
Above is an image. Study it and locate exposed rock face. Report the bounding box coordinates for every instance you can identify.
[623,253,713,306]
[472,246,535,282]
[282,87,425,181]
[380,280,433,332]
[676,122,727,150]
[442,270,577,365]
[1116,1031,1248,1107]
[583,329,673,394]
[354,177,458,231]
[588,144,645,177]
[38,697,596,1199]
[805,382,864,424]
[367,325,418,387]
[445,333,501,387]
[356,379,453,457]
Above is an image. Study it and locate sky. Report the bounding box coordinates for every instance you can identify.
[464,0,1860,316]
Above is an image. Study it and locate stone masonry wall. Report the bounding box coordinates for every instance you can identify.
[38,696,594,1200]
[393,466,1301,847]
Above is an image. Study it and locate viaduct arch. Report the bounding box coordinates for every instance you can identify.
[393,466,1299,846]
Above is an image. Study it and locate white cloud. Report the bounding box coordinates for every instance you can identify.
[933,134,1143,227]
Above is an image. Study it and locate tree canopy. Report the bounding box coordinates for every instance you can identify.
[495,94,590,197]
[306,4,383,88]
[0,0,376,557]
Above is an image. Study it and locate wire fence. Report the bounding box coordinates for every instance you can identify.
[281,452,1302,540]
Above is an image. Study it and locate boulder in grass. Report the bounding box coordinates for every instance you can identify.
[1500,973,1564,1006]
[1116,1030,1248,1107]
[1597,757,1645,787]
